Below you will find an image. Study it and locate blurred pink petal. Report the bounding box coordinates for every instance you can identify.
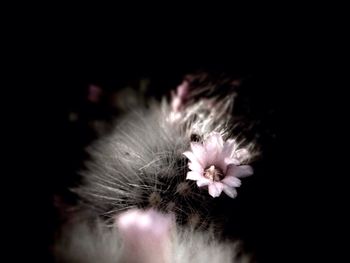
[227,165,254,178]
[171,96,182,112]
[196,178,211,187]
[204,132,223,164]
[183,151,198,165]
[221,175,241,187]
[177,80,189,98]
[186,171,202,181]
[221,139,236,158]
[170,80,190,113]
[223,185,238,198]
[190,143,207,166]
[208,182,224,198]
[116,209,173,263]
[204,132,224,152]
[224,157,240,166]
[188,161,204,173]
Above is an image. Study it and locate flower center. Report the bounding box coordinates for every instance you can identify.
[204,165,224,181]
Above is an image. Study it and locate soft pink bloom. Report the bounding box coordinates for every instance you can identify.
[171,80,189,112]
[183,132,253,198]
[176,80,189,99]
[116,209,174,263]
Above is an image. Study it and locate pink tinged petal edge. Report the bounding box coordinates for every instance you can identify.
[226,165,254,178]
[208,182,224,198]
[186,171,202,181]
[221,175,242,187]
[190,143,207,166]
[223,185,238,198]
[196,178,211,187]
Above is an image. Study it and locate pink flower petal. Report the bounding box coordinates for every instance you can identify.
[204,133,224,164]
[208,182,224,197]
[171,97,182,112]
[188,161,204,173]
[177,81,189,98]
[116,209,173,263]
[196,178,211,187]
[205,132,224,147]
[183,151,199,165]
[190,143,207,166]
[221,139,236,159]
[226,165,253,178]
[221,175,241,187]
[186,171,202,181]
[223,185,237,198]
[224,157,240,166]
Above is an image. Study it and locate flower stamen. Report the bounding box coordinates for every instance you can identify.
[204,165,224,182]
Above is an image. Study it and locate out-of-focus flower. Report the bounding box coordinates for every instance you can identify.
[116,209,173,263]
[171,80,189,112]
